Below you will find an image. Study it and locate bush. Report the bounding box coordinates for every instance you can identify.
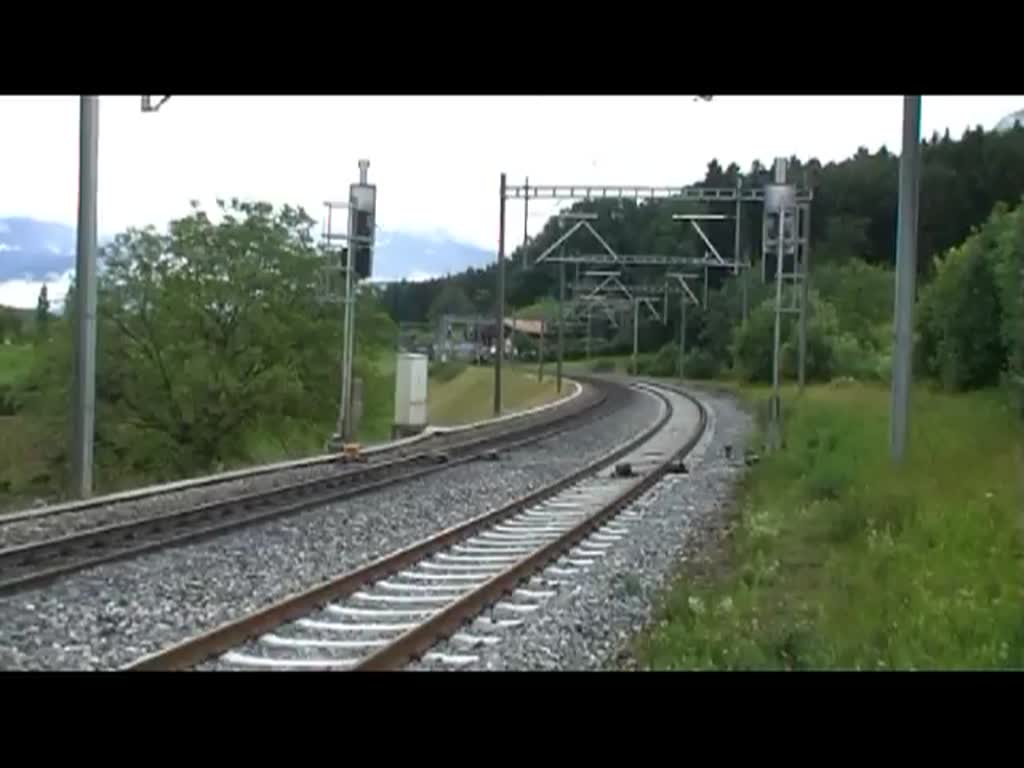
[831,333,869,380]
[638,344,680,377]
[589,359,617,373]
[429,360,467,383]
[827,330,892,382]
[630,343,722,380]
[734,291,840,384]
[632,384,1024,670]
[733,299,778,383]
[917,199,1022,395]
[937,249,1005,390]
[0,383,20,416]
[683,349,721,379]
[814,260,894,345]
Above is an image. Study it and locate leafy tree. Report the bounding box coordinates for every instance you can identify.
[27,200,350,484]
[428,283,475,323]
[35,285,50,341]
[734,291,839,383]
[350,289,399,440]
[0,307,15,342]
[918,198,1023,396]
[813,260,893,348]
[64,280,76,325]
[815,215,871,264]
[381,125,1024,356]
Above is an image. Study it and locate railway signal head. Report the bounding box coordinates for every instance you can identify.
[349,182,376,280]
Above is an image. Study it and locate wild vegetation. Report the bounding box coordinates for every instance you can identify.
[623,144,1024,670]
[1,202,347,501]
[630,382,1024,670]
[0,106,1020,672]
[0,200,560,509]
[381,124,1024,404]
[518,124,1024,669]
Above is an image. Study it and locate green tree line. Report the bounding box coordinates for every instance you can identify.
[13,200,398,497]
[384,123,1024,322]
[379,122,1024,409]
[5,121,1022,503]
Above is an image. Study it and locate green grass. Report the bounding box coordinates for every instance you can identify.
[512,300,557,321]
[0,414,53,510]
[564,353,654,375]
[0,356,567,512]
[0,345,44,509]
[428,365,564,426]
[242,420,330,466]
[0,344,34,387]
[631,381,1024,670]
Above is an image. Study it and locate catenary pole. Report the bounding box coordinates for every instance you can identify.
[71,96,99,499]
[494,173,507,416]
[890,96,922,462]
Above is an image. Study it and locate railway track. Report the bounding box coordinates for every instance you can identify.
[0,378,627,597]
[124,381,705,671]
[0,378,588,532]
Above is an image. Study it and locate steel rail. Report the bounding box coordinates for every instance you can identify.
[354,385,706,670]
[0,379,624,597]
[124,381,703,672]
[0,377,586,525]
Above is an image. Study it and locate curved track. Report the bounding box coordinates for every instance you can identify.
[0,378,629,597]
[124,381,705,671]
[0,379,588,530]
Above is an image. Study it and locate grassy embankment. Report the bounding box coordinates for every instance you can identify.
[0,343,34,388]
[0,352,566,511]
[0,344,45,505]
[427,364,563,426]
[631,380,1024,670]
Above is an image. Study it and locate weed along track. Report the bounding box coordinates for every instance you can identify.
[123,382,706,671]
[0,378,631,597]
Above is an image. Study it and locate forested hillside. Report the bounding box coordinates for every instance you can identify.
[382,123,1024,402]
[384,124,1024,323]
[3,122,1021,507]
[3,201,400,503]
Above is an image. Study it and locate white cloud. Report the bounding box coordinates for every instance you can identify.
[1,96,1021,253]
[0,269,73,309]
[406,271,441,283]
[0,243,22,252]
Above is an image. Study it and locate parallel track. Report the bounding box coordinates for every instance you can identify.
[124,381,706,671]
[0,378,630,597]
[0,379,587,529]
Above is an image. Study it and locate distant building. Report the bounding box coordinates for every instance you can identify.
[995,109,1024,133]
[432,314,544,363]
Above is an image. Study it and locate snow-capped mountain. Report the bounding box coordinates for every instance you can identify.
[0,217,494,306]
[0,218,76,282]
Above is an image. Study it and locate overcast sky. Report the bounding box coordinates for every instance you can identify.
[1,95,1022,307]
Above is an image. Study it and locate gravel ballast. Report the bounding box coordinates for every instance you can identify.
[0,385,662,670]
[409,385,753,671]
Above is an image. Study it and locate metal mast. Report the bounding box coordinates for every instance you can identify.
[890,96,923,462]
[70,96,99,499]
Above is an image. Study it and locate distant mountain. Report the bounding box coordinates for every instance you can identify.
[370,229,493,283]
[0,218,76,281]
[0,218,493,285]
[995,108,1024,133]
